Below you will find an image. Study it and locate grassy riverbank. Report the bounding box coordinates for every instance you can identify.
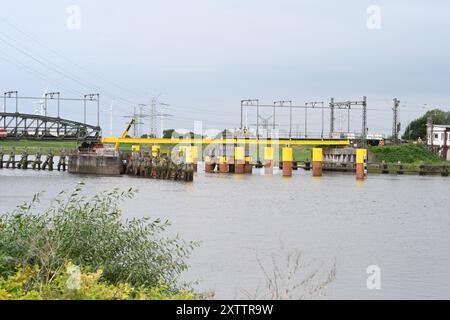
[369,144,445,164]
[0,140,78,155]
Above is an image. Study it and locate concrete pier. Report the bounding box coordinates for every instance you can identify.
[282,147,293,177]
[264,147,274,175]
[312,148,323,177]
[68,153,122,175]
[356,148,367,180]
[234,147,245,174]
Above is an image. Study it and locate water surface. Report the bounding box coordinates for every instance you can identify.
[1,167,449,299]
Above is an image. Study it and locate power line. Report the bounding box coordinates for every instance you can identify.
[0,16,148,102]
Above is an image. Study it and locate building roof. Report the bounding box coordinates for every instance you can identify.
[427,124,450,129]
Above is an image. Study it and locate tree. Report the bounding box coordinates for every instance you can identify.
[163,129,176,139]
[403,109,450,140]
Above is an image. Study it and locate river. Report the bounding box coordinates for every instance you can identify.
[1,166,449,299]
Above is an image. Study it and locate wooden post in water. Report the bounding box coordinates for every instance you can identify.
[312,148,323,177]
[282,147,293,177]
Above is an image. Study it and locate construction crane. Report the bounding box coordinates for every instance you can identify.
[115,119,135,151]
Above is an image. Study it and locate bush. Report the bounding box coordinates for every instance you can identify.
[0,262,196,300]
[0,182,198,297]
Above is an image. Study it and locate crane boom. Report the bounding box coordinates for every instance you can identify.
[115,119,135,151]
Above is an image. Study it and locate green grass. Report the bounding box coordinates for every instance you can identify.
[369,144,445,164]
[0,140,79,155]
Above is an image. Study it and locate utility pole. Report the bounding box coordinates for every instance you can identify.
[83,93,100,127]
[3,91,18,129]
[329,98,335,138]
[305,102,324,138]
[392,98,400,144]
[240,99,259,133]
[362,96,367,148]
[274,100,293,138]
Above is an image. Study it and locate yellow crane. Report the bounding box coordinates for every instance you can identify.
[115,119,135,151]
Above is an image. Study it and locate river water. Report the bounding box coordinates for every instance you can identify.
[0,166,449,299]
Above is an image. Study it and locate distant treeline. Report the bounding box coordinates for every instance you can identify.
[403,109,450,140]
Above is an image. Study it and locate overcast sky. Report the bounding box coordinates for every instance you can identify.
[1,0,449,136]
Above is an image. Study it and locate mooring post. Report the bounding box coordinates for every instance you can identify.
[264,147,274,175]
[356,148,367,180]
[312,148,323,177]
[282,147,293,177]
[234,147,245,174]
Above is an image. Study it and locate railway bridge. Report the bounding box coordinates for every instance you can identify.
[0,112,101,141]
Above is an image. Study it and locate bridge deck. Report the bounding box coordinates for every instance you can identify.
[101,137,350,146]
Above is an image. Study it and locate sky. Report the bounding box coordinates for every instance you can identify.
[0,0,449,137]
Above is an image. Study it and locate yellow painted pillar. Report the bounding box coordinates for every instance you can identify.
[184,147,193,164]
[356,148,367,180]
[312,148,323,177]
[264,147,274,175]
[234,147,245,174]
[191,146,199,172]
[151,145,160,157]
[282,147,293,177]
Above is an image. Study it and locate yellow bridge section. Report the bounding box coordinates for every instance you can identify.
[102,137,350,146]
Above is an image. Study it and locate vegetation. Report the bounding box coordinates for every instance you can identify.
[0,263,195,300]
[0,140,78,155]
[370,143,443,164]
[0,182,198,300]
[403,109,450,140]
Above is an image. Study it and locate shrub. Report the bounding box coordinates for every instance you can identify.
[0,262,196,300]
[0,182,198,296]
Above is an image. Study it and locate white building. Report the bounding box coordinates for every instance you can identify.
[427,124,450,160]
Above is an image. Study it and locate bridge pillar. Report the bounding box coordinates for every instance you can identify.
[264,147,274,175]
[234,147,245,174]
[282,147,293,177]
[356,148,367,180]
[312,148,323,177]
